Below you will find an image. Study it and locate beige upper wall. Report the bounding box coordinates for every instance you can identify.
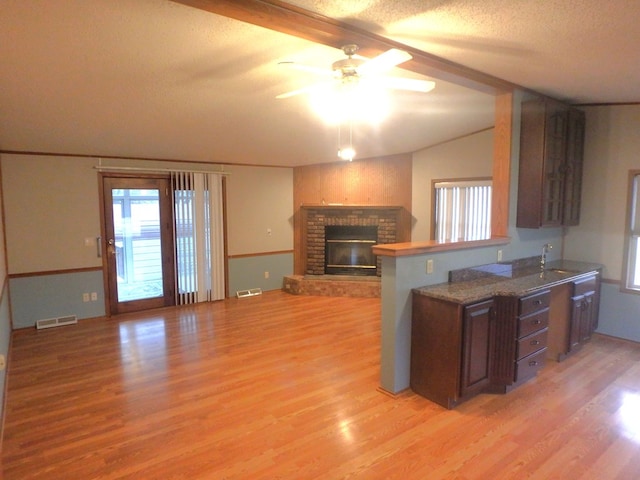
[91,159,294,256]
[225,165,293,256]
[564,105,640,280]
[0,154,293,274]
[2,155,101,274]
[411,129,494,242]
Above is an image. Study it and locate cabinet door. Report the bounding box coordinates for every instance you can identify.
[569,294,584,352]
[580,292,595,342]
[517,98,570,228]
[541,102,568,226]
[461,299,494,397]
[563,108,585,226]
[569,292,595,351]
[410,295,464,409]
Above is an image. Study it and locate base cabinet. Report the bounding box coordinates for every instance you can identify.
[411,270,602,408]
[411,289,552,408]
[410,295,494,409]
[513,289,550,385]
[568,274,600,354]
[490,289,550,392]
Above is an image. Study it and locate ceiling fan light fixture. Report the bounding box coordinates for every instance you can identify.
[309,80,390,125]
[338,146,356,161]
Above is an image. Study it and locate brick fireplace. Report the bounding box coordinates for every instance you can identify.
[301,205,402,277]
[284,205,405,297]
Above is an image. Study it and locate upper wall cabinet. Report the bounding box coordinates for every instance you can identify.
[517,98,586,228]
[562,108,586,226]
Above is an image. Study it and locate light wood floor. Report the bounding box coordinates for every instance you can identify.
[2,291,640,479]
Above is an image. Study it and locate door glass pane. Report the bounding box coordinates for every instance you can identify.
[112,188,164,302]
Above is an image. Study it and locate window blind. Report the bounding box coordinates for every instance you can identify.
[434,180,492,243]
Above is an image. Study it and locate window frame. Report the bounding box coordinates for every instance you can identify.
[431,176,493,243]
[622,170,640,294]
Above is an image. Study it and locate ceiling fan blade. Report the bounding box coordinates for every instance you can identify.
[379,77,435,93]
[358,48,412,75]
[277,61,334,77]
[276,81,333,99]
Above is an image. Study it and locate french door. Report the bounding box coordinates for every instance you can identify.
[102,175,175,315]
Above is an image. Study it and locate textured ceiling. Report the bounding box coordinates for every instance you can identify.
[0,0,637,167]
[289,0,640,104]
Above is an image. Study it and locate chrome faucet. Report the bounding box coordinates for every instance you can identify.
[541,243,552,268]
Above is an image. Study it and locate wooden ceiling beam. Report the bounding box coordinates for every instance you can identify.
[171,0,516,95]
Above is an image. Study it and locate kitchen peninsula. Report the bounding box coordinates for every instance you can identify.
[409,257,602,409]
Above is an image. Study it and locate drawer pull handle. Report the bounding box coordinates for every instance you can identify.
[530,340,540,345]
[531,319,541,325]
[529,361,539,367]
[533,300,543,305]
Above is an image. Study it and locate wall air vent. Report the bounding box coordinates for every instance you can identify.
[36,315,78,330]
[236,288,262,298]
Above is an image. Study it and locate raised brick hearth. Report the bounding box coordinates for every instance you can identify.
[282,274,380,297]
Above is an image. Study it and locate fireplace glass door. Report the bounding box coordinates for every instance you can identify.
[324,226,378,276]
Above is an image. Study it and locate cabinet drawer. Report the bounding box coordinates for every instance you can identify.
[518,308,549,338]
[519,289,551,316]
[515,348,547,383]
[517,328,548,360]
[574,275,597,296]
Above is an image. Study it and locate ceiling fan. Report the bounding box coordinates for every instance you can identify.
[276,44,435,99]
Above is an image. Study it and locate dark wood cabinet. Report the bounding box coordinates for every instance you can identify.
[492,289,550,392]
[513,290,549,385]
[568,274,599,353]
[411,289,552,408]
[548,272,601,361]
[410,295,494,409]
[411,269,601,408]
[517,97,585,228]
[563,108,586,226]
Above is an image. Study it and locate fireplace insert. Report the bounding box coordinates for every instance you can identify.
[324,225,378,276]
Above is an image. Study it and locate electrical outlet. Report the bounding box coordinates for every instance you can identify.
[90,292,98,301]
[264,271,270,279]
[82,293,90,302]
[426,259,434,274]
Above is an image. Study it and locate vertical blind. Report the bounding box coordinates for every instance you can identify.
[434,180,492,243]
[172,171,225,304]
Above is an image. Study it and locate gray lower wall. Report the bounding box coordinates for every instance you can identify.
[597,282,640,342]
[0,287,10,419]
[10,271,106,329]
[9,253,293,328]
[228,252,293,295]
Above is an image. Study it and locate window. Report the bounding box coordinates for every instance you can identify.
[433,178,492,243]
[623,171,640,292]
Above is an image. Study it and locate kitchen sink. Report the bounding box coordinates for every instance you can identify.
[545,267,580,274]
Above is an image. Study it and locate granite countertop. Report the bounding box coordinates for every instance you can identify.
[413,259,603,305]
